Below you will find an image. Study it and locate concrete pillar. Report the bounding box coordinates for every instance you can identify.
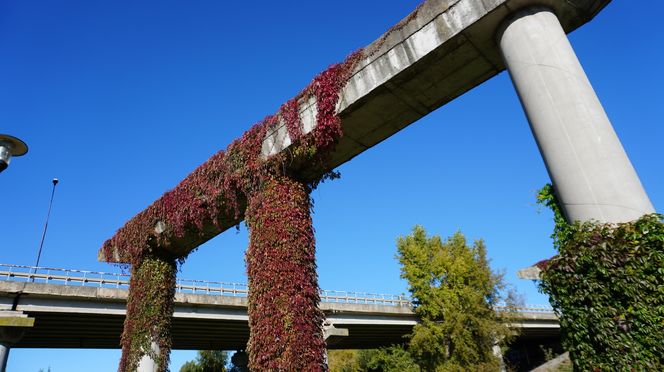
[137,341,159,372]
[0,344,9,372]
[119,254,176,372]
[245,175,326,370]
[0,314,34,372]
[498,7,655,223]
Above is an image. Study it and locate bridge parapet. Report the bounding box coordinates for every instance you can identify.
[0,264,551,314]
[0,264,412,307]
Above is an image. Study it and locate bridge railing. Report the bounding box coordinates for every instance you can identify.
[0,263,130,289]
[320,289,410,306]
[0,264,552,312]
[0,264,409,306]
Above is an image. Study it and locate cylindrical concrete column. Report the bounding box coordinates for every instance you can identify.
[498,7,655,223]
[0,344,9,372]
[137,342,159,372]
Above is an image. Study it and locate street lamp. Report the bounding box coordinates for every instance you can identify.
[34,178,59,270]
[0,134,28,173]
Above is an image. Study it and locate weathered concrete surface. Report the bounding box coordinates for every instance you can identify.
[498,7,654,223]
[101,0,612,261]
[517,265,541,280]
[532,352,571,372]
[0,282,557,350]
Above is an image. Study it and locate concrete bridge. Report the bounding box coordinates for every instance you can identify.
[0,265,558,351]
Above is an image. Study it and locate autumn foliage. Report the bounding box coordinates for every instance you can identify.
[245,174,326,370]
[107,47,363,371]
[119,254,177,372]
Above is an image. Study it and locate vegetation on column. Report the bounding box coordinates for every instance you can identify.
[119,253,177,372]
[102,7,438,369]
[537,184,664,370]
[102,48,362,370]
[396,226,518,371]
[244,174,326,370]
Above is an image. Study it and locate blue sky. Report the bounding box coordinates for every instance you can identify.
[1,1,662,370]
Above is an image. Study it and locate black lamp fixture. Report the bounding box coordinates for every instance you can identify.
[0,134,28,173]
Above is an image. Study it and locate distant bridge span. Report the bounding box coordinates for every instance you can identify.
[0,265,558,350]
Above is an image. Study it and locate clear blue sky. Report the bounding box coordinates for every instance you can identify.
[1,1,662,370]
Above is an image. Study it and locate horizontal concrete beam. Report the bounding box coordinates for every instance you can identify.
[100,0,611,262]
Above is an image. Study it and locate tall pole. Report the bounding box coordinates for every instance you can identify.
[34,178,59,269]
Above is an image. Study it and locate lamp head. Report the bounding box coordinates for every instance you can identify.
[0,134,28,174]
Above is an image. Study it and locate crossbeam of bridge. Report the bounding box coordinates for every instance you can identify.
[0,266,558,350]
[101,0,655,263]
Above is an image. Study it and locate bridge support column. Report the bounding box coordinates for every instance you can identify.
[498,7,655,223]
[0,312,34,372]
[0,344,8,372]
[245,174,326,370]
[119,254,177,372]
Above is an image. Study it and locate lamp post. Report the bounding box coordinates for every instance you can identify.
[0,135,33,371]
[34,178,59,270]
[0,134,28,173]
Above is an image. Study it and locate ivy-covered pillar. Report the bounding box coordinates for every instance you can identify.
[119,253,177,372]
[245,174,326,371]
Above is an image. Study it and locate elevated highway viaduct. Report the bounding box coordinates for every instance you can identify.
[0,268,558,351]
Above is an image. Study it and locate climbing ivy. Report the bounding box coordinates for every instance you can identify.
[245,174,326,370]
[119,253,177,372]
[536,184,664,370]
[102,5,428,369]
[106,48,363,371]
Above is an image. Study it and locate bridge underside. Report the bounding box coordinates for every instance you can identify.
[13,313,417,350]
[13,311,557,350]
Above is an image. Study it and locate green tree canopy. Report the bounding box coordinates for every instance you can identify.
[397,226,518,371]
[179,350,228,372]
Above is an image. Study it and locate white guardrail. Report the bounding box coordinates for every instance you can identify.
[0,264,553,312]
[0,264,410,306]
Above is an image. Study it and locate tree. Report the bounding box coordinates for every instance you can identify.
[358,346,420,372]
[179,350,228,372]
[328,348,419,372]
[328,349,361,372]
[397,226,518,371]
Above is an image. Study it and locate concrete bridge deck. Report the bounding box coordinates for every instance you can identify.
[0,265,558,350]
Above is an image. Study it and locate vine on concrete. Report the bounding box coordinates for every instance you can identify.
[245,174,326,370]
[119,253,177,372]
[103,48,364,371]
[101,5,429,368]
[536,184,664,370]
[100,49,363,265]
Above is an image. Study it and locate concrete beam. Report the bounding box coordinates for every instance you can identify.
[100,0,612,262]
